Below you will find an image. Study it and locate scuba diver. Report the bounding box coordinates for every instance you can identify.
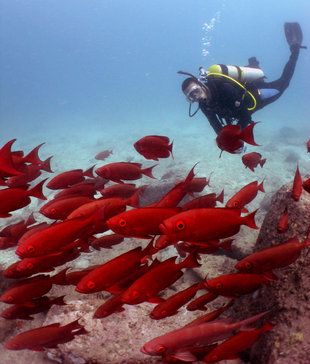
[179,23,306,145]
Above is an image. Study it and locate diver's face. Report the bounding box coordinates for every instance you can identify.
[184,82,208,103]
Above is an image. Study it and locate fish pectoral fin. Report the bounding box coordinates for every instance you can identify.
[147,296,165,304]
[172,349,198,362]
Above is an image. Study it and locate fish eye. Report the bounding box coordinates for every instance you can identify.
[245,261,253,270]
[161,309,167,317]
[211,354,218,361]
[132,290,140,299]
[26,263,34,270]
[215,282,223,289]
[119,218,126,227]
[50,208,57,215]
[27,245,35,253]
[87,281,95,289]
[176,220,185,231]
[156,345,167,354]
[7,295,14,303]
[233,201,239,207]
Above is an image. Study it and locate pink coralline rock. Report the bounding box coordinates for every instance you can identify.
[231,180,310,364]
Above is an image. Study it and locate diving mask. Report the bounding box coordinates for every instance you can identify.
[185,84,204,103]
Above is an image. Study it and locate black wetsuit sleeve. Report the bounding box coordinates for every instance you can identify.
[199,102,223,135]
[236,103,253,129]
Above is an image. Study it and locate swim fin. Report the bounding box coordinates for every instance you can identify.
[245,57,260,69]
[284,22,307,49]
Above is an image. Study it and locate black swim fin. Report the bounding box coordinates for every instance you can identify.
[245,57,260,69]
[284,22,307,49]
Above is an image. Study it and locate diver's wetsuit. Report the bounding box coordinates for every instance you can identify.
[199,45,300,135]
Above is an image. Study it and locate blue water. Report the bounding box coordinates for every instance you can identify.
[1,0,309,148]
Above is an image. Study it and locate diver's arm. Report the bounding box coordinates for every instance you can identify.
[199,102,223,135]
[236,104,253,129]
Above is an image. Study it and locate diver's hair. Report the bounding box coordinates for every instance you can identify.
[181,77,199,92]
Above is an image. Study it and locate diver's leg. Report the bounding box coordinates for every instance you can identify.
[258,45,300,107]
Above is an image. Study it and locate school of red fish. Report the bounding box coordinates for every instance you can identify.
[0,134,309,362]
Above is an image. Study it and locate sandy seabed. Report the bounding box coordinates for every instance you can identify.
[0,109,309,364]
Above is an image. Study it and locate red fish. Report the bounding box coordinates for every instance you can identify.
[149,164,196,208]
[6,164,42,188]
[90,233,125,250]
[0,213,35,239]
[185,301,233,326]
[46,166,95,190]
[5,319,87,350]
[242,152,266,172]
[0,179,47,218]
[184,176,211,196]
[277,206,288,233]
[216,122,260,155]
[235,235,310,275]
[12,248,80,277]
[39,195,94,220]
[203,321,275,363]
[134,135,173,161]
[186,292,218,311]
[1,296,65,320]
[225,180,264,212]
[0,269,67,304]
[95,149,113,160]
[95,162,157,183]
[121,251,200,305]
[204,272,272,298]
[106,207,181,238]
[292,164,302,201]
[140,311,268,360]
[53,178,103,199]
[93,293,124,318]
[176,238,234,256]
[302,177,310,193]
[75,240,157,294]
[99,183,146,199]
[15,214,96,258]
[150,283,202,320]
[181,190,224,210]
[307,139,310,153]
[159,208,258,242]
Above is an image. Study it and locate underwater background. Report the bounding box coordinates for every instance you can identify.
[1,0,309,148]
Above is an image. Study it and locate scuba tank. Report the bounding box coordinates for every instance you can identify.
[207,64,264,82]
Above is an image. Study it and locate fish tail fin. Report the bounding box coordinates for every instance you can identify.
[23,143,45,165]
[259,320,276,333]
[220,238,234,252]
[27,179,47,200]
[181,249,201,269]
[65,318,84,332]
[169,141,174,159]
[142,164,157,179]
[53,295,66,306]
[260,158,266,168]
[216,189,224,204]
[51,267,69,285]
[39,156,53,173]
[127,189,140,208]
[239,310,270,331]
[25,212,36,226]
[83,165,95,178]
[142,236,158,258]
[258,180,265,193]
[243,209,259,229]
[240,122,260,146]
[0,139,22,176]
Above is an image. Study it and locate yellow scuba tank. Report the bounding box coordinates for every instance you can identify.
[208,64,264,82]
